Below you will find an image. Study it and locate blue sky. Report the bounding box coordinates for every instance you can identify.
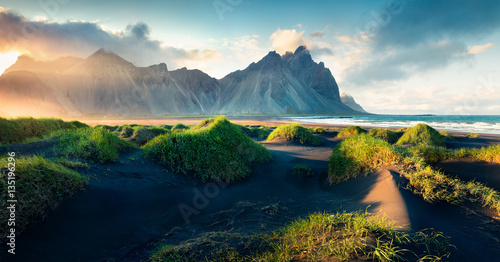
[0,0,499,114]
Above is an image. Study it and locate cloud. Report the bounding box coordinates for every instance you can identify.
[468,43,496,55]
[269,28,305,54]
[0,9,220,69]
[309,30,325,39]
[341,0,500,86]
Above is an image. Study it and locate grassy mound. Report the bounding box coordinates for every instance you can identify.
[0,117,88,144]
[55,127,131,163]
[267,124,321,145]
[144,116,272,182]
[311,127,326,134]
[292,164,313,177]
[396,123,445,147]
[466,132,480,138]
[439,130,454,141]
[0,156,87,237]
[328,134,401,184]
[171,123,190,132]
[129,126,170,146]
[337,126,367,137]
[151,211,451,261]
[368,128,399,143]
[236,125,271,140]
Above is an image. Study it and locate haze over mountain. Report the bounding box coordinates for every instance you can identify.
[0,46,365,117]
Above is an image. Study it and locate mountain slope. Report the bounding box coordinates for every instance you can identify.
[341,93,367,113]
[0,47,365,117]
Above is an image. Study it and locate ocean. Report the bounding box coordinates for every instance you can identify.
[289,115,500,134]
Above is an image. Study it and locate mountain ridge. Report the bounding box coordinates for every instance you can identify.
[0,46,366,117]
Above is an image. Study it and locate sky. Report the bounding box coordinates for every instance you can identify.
[0,0,499,115]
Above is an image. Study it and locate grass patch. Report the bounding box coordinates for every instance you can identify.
[292,164,313,177]
[439,131,454,141]
[0,117,88,144]
[171,123,190,132]
[0,155,87,237]
[396,123,445,147]
[236,125,271,140]
[144,116,272,182]
[328,134,401,184]
[311,126,326,134]
[150,211,451,261]
[368,128,399,143]
[267,124,321,145]
[337,126,367,137]
[129,126,170,146]
[466,132,480,138]
[329,135,500,214]
[55,127,132,163]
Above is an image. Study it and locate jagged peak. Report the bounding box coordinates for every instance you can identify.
[294,45,308,54]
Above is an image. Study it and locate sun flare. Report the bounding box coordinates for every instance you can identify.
[0,51,21,75]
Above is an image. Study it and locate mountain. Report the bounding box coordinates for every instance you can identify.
[341,93,367,113]
[0,46,366,117]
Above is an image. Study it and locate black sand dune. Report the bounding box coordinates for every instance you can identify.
[1,131,500,261]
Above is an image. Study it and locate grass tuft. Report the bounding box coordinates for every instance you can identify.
[466,132,480,138]
[368,128,399,143]
[292,164,313,177]
[267,124,321,145]
[144,116,272,182]
[337,126,367,137]
[311,126,326,134]
[171,123,190,132]
[0,156,87,237]
[396,123,446,147]
[55,127,132,163]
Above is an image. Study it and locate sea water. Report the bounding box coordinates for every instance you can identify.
[290,115,500,134]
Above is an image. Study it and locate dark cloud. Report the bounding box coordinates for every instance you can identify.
[0,9,219,67]
[309,30,325,39]
[344,0,500,86]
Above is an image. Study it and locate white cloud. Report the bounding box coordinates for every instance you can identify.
[269,28,305,54]
[468,43,496,54]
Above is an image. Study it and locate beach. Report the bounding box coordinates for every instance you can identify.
[1,116,499,261]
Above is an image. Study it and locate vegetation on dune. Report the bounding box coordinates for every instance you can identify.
[368,128,400,143]
[337,125,367,137]
[171,123,190,132]
[55,127,132,163]
[466,132,480,138]
[0,156,87,237]
[328,134,401,184]
[151,211,451,262]
[439,130,454,141]
[311,126,326,134]
[129,126,170,146]
[396,123,446,147]
[0,117,88,144]
[328,134,500,214]
[267,124,321,145]
[144,116,272,182]
[236,124,271,140]
[292,164,313,177]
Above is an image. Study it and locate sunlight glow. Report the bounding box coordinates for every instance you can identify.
[0,52,22,76]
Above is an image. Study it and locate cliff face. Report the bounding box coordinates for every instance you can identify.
[341,93,367,113]
[0,47,364,117]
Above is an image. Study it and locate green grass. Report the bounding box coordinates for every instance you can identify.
[466,132,480,138]
[54,127,132,163]
[171,123,190,132]
[328,134,401,184]
[329,135,500,214]
[236,125,271,140]
[267,124,321,146]
[0,156,87,237]
[292,164,313,177]
[311,126,326,134]
[337,126,367,137]
[150,211,451,261]
[396,123,446,147]
[0,117,88,144]
[439,131,454,141]
[144,116,272,182]
[368,128,400,143]
[129,126,170,146]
